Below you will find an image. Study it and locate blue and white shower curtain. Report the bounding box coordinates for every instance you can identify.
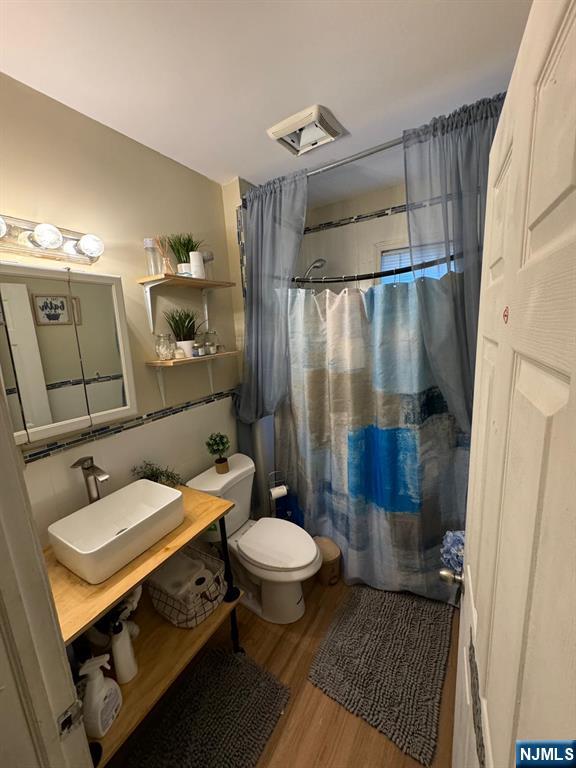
[276,281,468,602]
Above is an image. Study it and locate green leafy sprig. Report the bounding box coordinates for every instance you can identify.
[167,233,205,264]
[132,460,183,488]
[164,308,205,341]
[205,432,230,460]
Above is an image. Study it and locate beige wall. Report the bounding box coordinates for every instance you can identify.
[298,183,408,287]
[0,74,239,416]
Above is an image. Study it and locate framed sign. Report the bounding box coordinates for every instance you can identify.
[32,295,82,326]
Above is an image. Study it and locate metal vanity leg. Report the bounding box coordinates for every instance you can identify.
[219,516,240,602]
[229,608,241,654]
[218,516,243,653]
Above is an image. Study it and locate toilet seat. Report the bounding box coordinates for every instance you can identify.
[237,518,318,572]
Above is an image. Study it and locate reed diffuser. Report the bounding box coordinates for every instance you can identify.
[154,235,175,274]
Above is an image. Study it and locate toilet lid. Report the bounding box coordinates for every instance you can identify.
[237,518,318,571]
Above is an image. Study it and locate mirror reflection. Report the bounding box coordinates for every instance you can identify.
[0,313,25,434]
[0,275,89,433]
[0,264,133,444]
[70,280,126,415]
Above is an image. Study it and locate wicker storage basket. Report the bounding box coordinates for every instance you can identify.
[147,544,226,629]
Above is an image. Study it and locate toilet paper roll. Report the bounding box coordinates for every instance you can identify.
[270,484,288,501]
[187,568,214,595]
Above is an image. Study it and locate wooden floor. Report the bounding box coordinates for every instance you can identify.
[208,580,458,768]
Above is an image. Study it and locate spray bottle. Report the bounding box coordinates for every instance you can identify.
[111,618,138,684]
[79,654,122,738]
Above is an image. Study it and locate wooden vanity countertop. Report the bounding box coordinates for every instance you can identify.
[44,485,233,644]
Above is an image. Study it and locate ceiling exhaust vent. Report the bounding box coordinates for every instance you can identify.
[267,105,345,156]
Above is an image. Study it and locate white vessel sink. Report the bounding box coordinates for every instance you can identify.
[48,480,184,584]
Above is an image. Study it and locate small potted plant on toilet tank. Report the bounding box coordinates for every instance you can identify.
[206,432,231,474]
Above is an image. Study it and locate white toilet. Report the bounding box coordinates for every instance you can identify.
[187,453,322,624]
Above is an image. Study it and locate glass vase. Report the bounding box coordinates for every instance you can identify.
[144,238,162,276]
[155,333,174,361]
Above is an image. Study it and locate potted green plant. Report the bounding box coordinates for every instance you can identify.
[132,460,183,487]
[167,233,206,277]
[164,308,205,357]
[206,432,231,474]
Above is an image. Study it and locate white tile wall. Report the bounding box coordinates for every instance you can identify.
[25,396,238,546]
[48,384,87,422]
[85,378,124,414]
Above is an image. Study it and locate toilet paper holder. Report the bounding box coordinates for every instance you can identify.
[268,471,289,513]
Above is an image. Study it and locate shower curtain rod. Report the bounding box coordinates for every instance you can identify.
[304,203,406,235]
[239,136,403,207]
[292,255,451,284]
[306,136,403,178]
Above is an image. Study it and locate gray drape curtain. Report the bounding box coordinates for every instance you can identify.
[237,171,308,424]
[403,94,504,433]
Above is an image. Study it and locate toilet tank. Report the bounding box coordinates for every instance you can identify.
[186,453,255,542]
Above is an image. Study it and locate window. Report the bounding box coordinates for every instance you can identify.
[379,247,449,284]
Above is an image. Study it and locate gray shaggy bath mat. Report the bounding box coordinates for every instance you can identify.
[116,649,289,768]
[309,587,453,767]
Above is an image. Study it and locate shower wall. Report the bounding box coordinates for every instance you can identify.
[297,183,408,285]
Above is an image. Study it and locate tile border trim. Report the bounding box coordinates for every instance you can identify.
[6,372,124,397]
[22,389,236,464]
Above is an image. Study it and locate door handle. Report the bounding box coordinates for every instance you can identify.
[439,568,464,585]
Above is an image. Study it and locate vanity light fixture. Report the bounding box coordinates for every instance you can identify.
[0,215,104,264]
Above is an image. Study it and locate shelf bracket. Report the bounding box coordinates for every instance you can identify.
[154,368,167,407]
[142,279,167,334]
[201,288,210,327]
[207,360,214,394]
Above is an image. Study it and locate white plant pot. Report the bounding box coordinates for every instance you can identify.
[175,340,194,358]
[177,263,191,275]
[188,252,206,279]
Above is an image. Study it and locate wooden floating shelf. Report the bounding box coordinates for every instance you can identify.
[98,590,242,766]
[146,350,239,368]
[138,273,236,335]
[44,486,234,645]
[137,273,235,290]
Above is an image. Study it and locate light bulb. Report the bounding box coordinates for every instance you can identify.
[77,233,104,258]
[32,223,63,249]
[0,217,7,239]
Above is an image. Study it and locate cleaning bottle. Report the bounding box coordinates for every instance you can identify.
[79,655,122,738]
[111,620,138,684]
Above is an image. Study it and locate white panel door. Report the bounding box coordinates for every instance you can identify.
[0,391,92,765]
[453,1,576,766]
